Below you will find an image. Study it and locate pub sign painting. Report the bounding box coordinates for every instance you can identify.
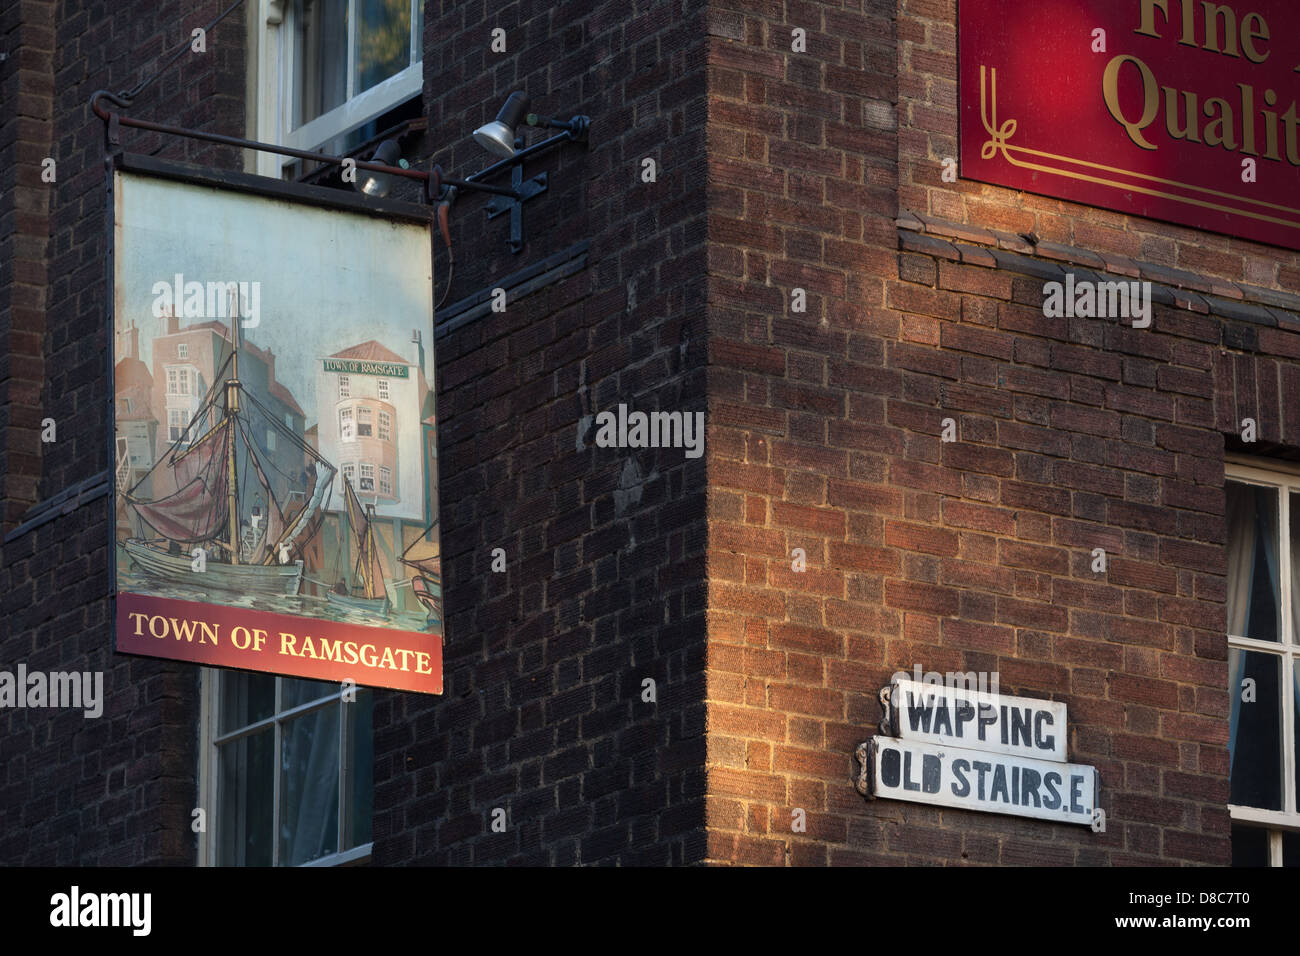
[110,161,443,694]
[960,0,1300,251]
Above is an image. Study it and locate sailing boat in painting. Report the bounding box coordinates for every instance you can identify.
[326,479,392,615]
[399,519,442,628]
[119,296,336,597]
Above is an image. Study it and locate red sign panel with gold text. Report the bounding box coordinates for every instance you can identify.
[960,0,1300,251]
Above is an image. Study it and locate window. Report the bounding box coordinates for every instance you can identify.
[200,671,372,866]
[168,408,189,442]
[377,379,389,400]
[359,462,374,491]
[285,412,295,428]
[378,409,391,442]
[342,463,355,486]
[379,466,392,496]
[178,343,188,359]
[338,375,350,399]
[267,430,277,453]
[167,367,191,396]
[339,406,354,441]
[259,0,424,179]
[1226,461,1300,867]
[357,406,373,438]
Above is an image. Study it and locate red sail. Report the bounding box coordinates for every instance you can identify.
[128,421,230,543]
[129,474,229,543]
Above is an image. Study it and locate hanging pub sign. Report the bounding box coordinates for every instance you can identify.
[109,154,443,694]
[960,0,1300,251]
[856,678,1099,827]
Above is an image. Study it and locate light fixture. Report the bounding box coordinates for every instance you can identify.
[90,85,589,255]
[473,92,530,159]
[355,139,409,198]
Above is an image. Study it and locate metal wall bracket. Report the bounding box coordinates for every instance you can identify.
[854,741,875,798]
[484,144,549,254]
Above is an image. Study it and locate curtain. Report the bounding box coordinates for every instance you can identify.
[280,705,340,865]
[1291,493,1300,645]
[1225,483,1256,773]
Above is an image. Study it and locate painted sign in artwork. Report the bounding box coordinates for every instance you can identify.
[110,162,442,694]
[960,0,1300,251]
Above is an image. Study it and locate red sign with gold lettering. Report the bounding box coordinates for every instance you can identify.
[960,0,1300,250]
[117,594,442,694]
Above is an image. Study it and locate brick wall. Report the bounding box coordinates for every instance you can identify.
[370,0,712,865]
[0,0,245,864]
[0,0,55,528]
[702,0,1299,866]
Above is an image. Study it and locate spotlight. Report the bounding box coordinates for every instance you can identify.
[355,139,408,198]
[473,92,530,159]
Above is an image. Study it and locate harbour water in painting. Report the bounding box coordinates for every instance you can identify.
[115,561,435,632]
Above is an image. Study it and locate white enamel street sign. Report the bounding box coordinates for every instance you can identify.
[888,678,1068,762]
[862,736,1098,826]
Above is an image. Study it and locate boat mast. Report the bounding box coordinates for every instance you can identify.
[225,288,241,564]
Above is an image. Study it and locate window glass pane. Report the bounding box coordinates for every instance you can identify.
[356,0,411,95]
[1295,662,1300,809]
[1228,649,1282,810]
[1284,830,1300,867]
[345,690,373,849]
[1230,824,1270,866]
[1226,481,1281,642]
[413,1,422,64]
[294,0,348,129]
[282,676,338,710]
[280,704,341,865]
[220,671,276,733]
[217,730,273,866]
[1291,492,1299,644]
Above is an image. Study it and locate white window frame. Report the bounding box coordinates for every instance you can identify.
[196,668,373,867]
[378,409,391,442]
[178,343,189,359]
[166,366,191,396]
[1225,456,1300,866]
[168,407,189,443]
[252,0,423,179]
[338,375,350,399]
[377,379,389,400]
[379,465,392,496]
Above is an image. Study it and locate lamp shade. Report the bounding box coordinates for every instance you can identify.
[356,139,406,198]
[473,92,530,159]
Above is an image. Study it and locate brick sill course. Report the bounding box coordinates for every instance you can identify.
[897,212,1300,334]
